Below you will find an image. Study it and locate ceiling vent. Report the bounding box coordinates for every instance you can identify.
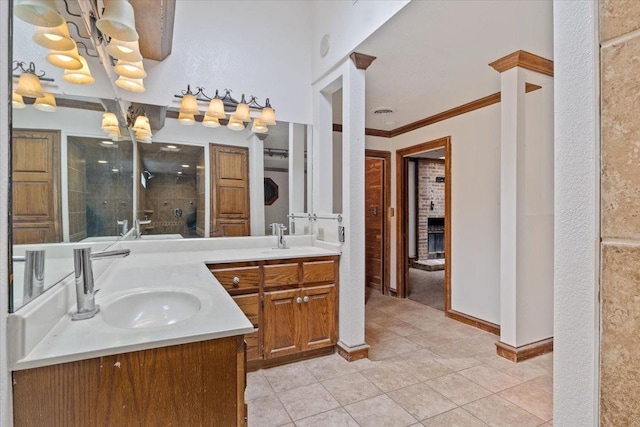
[373,108,394,115]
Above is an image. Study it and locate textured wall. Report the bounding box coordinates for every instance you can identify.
[67,141,87,242]
[144,173,198,237]
[600,1,640,424]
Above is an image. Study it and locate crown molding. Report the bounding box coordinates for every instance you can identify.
[349,52,377,70]
[489,50,553,77]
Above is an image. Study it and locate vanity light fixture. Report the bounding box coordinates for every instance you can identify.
[251,118,268,134]
[13,61,52,98]
[63,56,95,85]
[115,76,145,92]
[46,40,83,70]
[127,106,153,143]
[14,0,65,27]
[113,59,147,79]
[33,92,57,112]
[33,22,75,51]
[95,0,139,42]
[106,39,143,62]
[175,85,276,131]
[101,112,121,138]
[178,112,196,126]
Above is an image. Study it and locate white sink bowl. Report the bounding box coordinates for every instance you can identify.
[101,290,201,329]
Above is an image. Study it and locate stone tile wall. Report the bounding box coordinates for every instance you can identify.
[67,141,87,242]
[417,159,445,260]
[599,1,640,424]
[144,173,198,237]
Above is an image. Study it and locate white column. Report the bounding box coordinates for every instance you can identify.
[499,66,555,349]
[338,60,367,350]
[248,134,265,235]
[289,123,306,214]
[312,82,336,213]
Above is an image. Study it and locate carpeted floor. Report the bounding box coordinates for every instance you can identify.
[408,267,445,311]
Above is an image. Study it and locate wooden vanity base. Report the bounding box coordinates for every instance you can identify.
[13,336,247,427]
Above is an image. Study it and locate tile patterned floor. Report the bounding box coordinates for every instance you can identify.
[246,291,553,427]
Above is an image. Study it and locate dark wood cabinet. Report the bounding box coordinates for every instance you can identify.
[208,256,339,369]
[13,336,247,427]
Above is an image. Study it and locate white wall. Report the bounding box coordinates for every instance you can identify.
[264,170,289,230]
[553,1,600,425]
[310,0,410,82]
[367,103,502,325]
[121,1,313,125]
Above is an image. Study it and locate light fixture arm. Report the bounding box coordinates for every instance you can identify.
[75,41,99,58]
[62,0,82,18]
[12,61,54,81]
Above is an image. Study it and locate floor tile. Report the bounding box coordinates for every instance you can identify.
[463,395,545,427]
[421,407,489,426]
[426,373,492,405]
[387,382,457,421]
[322,372,383,406]
[345,394,417,427]
[247,394,292,427]
[294,407,359,427]
[458,364,522,393]
[246,370,275,401]
[360,361,421,392]
[395,355,452,381]
[483,356,550,382]
[304,354,359,382]
[277,383,340,421]
[499,379,553,421]
[263,362,318,393]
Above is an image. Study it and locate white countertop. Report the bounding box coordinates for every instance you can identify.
[11,242,340,370]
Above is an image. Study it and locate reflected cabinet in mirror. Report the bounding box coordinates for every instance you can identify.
[8,0,311,313]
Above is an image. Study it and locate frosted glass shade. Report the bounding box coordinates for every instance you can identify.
[15,72,44,98]
[227,117,245,131]
[106,39,142,62]
[259,106,276,126]
[133,115,151,133]
[96,0,139,42]
[202,115,220,128]
[178,112,196,126]
[251,118,268,134]
[33,92,57,112]
[115,76,145,92]
[232,102,250,122]
[63,56,95,85]
[180,94,200,115]
[113,59,146,79]
[102,112,119,129]
[206,98,226,119]
[14,0,64,27]
[33,23,75,51]
[46,43,83,70]
[12,91,26,109]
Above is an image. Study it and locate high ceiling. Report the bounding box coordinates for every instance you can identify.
[349,0,553,131]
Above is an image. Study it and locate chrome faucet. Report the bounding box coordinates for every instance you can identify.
[13,250,45,303]
[133,219,151,239]
[71,248,130,320]
[118,219,129,236]
[275,223,288,249]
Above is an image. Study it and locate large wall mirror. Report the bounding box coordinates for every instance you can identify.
[8,0,311,312]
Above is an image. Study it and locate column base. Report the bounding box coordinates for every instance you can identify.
[336,342,370,362]
[496,337,553,362]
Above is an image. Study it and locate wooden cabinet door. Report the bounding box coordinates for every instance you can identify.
[12,129,62,244]
[210,144,250,237]
[301,285,337,351]
[365,156,384,290]
[263,289,301,359]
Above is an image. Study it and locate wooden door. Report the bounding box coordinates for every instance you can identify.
[263,289,301,359]
[12,129,62,244]
[210,144,250,236]
[301,285,336,351]
[365,157,384,290]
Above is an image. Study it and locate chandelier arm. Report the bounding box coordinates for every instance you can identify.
[62,0,83,18]
[76,41,99,58]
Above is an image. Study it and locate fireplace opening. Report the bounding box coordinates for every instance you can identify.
[427,217,445,259]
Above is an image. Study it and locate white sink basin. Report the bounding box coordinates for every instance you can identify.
[101,290,201,329]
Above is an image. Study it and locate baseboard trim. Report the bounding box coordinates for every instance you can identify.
[247,346,334,371]
[495,337,554,363]
[336,342,370,362]
[446,310,500,336]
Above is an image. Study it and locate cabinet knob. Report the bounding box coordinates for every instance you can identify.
[296,297,303,304]
[303,296,310,303]
[232,277,240,287]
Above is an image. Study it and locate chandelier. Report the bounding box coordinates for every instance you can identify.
[175,86,276,133]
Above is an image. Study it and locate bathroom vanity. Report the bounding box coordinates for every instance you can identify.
[8,237,340,427]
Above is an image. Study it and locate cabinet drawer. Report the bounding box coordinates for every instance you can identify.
[302,261,335,284]
[264,263,299,288]
[232,294,259,325]
[210,266,260,292]
[245,330,260,361]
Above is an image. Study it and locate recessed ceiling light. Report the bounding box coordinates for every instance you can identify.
[177,171,183,175]
[111,168,119,172]
[439,156,445,160]
[166,145,177,149]
[181,164,189,168]
[98,160,108,164]
[101,140,114,145]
